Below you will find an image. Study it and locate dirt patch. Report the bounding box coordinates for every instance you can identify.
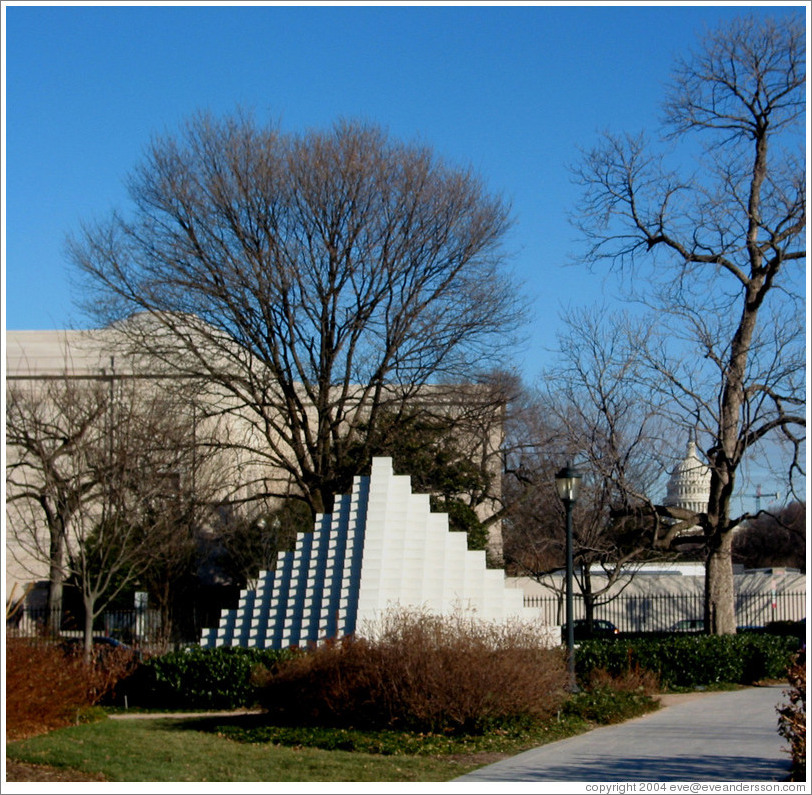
[5,760,108,782]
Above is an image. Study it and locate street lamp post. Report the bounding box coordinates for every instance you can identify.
[555,463,582,691]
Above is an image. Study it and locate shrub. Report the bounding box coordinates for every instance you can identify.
[563,686,659,725]
[777,653,806,782]
[587,664,660,696]
[60,642,142,705]
[125,645,296,709]
[5,637,135,740]
[765,619,805,643]
[253,608,569,734]
[562,666,660,726]
[576,634,798,689]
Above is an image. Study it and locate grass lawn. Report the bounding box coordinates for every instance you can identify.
[6,711,598,782]
[6,679,666,782]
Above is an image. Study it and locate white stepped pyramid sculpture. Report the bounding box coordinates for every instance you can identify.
[200,457,554,649]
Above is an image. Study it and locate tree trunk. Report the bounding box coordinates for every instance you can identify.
[582,565,594,629]
[46,522,66,632]
[705,531,736,635]
[83,595,96,661]
[46,568,64,631]
[159,580,173,648]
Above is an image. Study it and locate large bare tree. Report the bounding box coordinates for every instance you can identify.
[68,115,522,516]
[571,15,806,633]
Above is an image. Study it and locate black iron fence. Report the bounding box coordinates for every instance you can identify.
[5,606,209,652]
[522,590,807,633]
[7,590,806,647]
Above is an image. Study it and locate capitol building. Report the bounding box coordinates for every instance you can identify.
[663,437,712,523]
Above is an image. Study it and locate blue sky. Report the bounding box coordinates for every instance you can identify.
[2,2,808,508]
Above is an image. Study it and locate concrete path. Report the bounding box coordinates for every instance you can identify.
[108,708,264,720]
[455,685,793,783]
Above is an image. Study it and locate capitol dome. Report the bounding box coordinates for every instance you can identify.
[663,439,711,514]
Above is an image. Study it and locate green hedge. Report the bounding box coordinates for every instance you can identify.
[575,634,799,689]
[124,646,298,710]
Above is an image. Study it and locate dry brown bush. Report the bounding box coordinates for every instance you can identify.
[61,644,142,704]
[777,654,806,782]
[254,608,569,734]
[588,664,660,696]
[5,637,139,740]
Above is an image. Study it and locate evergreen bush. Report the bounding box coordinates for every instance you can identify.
[575,634,798,689]
[126,645,297,709]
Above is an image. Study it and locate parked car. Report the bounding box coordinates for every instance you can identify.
[670,619,704,633]
[565,619,620,641]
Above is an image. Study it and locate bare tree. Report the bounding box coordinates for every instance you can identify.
[544,306,672,514]
[109,394,222,649]
[214,501,310,592]
[505,468,654,629]
[6,377,109,627]
[733,501,806,573]
[571,15,806,633]
[544,307,678,622]
[68,114,523,517]
[67,385,195,653]
[502,318,673,627]
[6,372,215,653]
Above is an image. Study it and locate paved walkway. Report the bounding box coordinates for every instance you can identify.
[108,708,264,720]
[455,685,793,783]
